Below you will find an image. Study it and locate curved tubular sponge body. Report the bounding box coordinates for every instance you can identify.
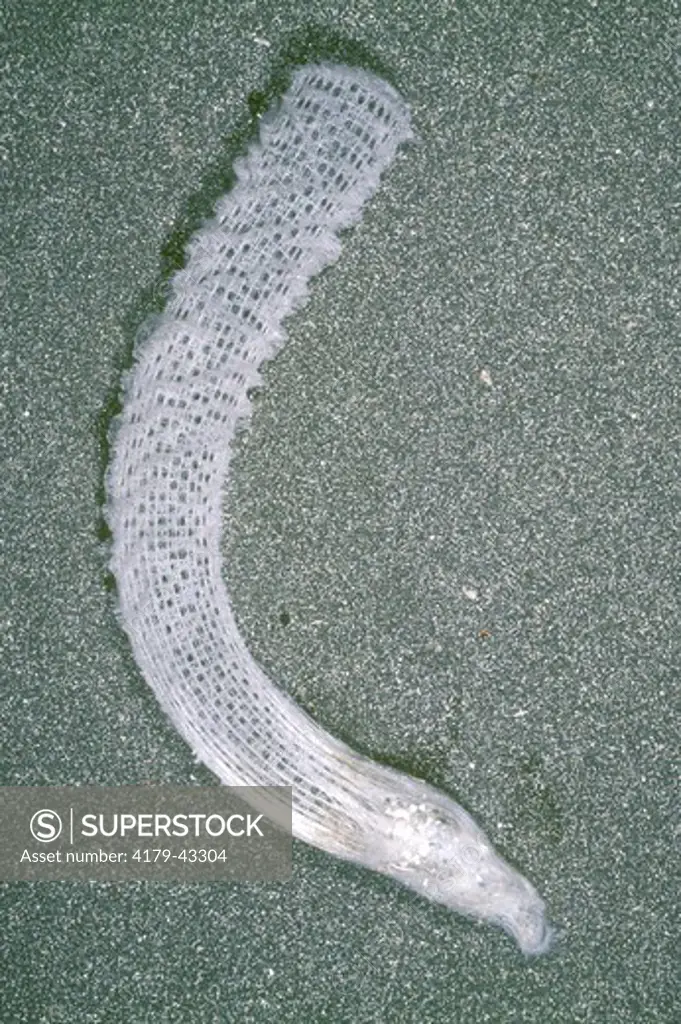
[107,63,552,955]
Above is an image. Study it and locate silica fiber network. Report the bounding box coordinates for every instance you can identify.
[106,63,552,955]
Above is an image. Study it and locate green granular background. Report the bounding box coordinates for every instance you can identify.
[2,1,679,1021]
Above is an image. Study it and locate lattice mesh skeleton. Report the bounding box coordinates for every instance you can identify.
[107,64,552,954]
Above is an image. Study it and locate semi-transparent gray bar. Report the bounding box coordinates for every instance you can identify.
[0,786,292,881]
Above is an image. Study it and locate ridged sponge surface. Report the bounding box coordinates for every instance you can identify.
[107,64,552,955]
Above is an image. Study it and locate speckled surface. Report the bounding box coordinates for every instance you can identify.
[2,1,679,1021]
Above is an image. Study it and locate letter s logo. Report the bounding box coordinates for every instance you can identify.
[30,809,63,843]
